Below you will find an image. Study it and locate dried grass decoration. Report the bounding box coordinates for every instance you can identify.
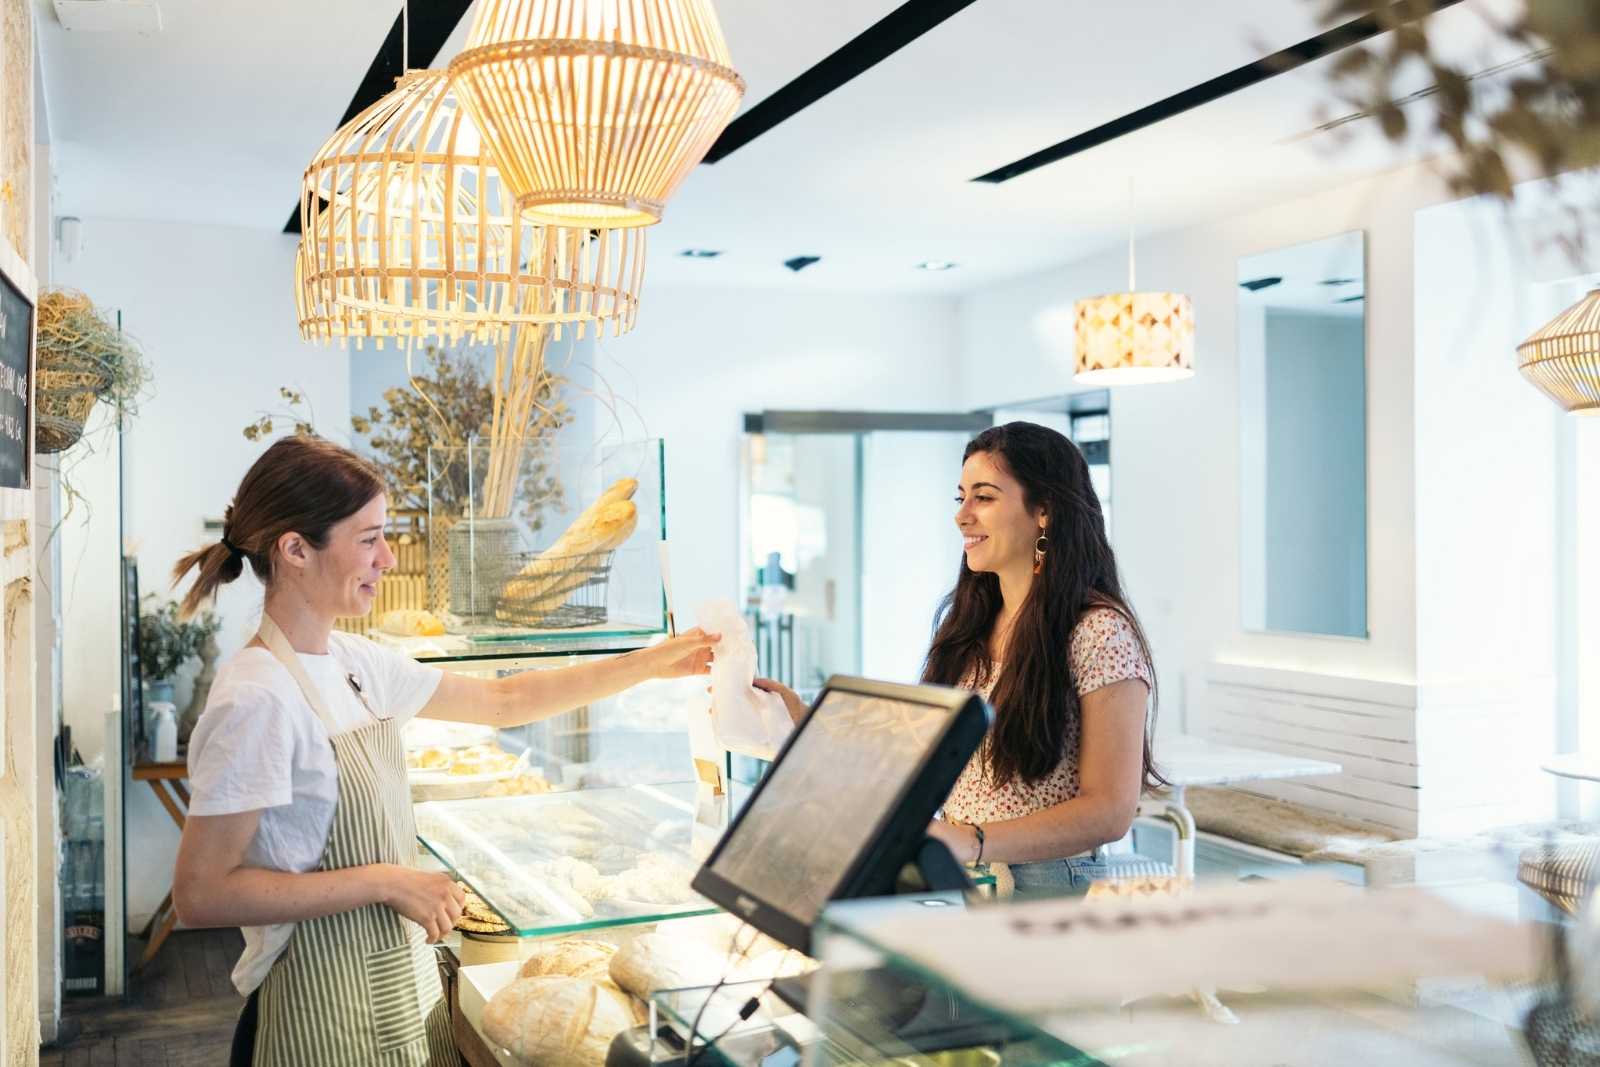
[35,289,150,453]
[297,68,645,349]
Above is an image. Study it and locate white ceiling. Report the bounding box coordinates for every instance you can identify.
[36,0,1518,294]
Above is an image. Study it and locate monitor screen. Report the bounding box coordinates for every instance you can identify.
[700,681,978,938]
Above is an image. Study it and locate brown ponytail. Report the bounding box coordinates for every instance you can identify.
[172,436,384,618]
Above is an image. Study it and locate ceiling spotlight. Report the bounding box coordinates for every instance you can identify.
[1239,276,1283,292]
[784,255,821,273]
[917,260,957,271]
[680,249,724,259]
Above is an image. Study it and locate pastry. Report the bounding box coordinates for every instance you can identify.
[482,773,553,797]
[599,852,696,905]
[608,933,729,1000]
[482,976,637,1067]
[378,608,446,637]
[517,939,617,982]
[663,914,785,961]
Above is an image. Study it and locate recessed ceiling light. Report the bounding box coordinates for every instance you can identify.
[917,260,957,271]
[679,248,724,258]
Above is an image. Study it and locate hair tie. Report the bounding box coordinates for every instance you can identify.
[220,535,243,560]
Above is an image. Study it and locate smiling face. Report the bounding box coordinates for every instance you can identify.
[955,451,1045,576]
[278,493,396,618]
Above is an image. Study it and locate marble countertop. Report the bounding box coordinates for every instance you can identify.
[1153,734,1342,787]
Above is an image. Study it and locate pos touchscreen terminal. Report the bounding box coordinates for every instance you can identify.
[690,674,991,953]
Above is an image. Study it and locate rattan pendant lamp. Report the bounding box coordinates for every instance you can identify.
[1517,288,1600,415]
[1073,186,1195,385]
[448,0,746,228]
[297,67,645,348]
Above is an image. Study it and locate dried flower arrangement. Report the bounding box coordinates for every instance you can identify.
[36,289,152,453]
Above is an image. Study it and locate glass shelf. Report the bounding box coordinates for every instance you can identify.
[414,781,722,938]
[373,629,658,666]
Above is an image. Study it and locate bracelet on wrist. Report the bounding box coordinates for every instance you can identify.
[972,823,986,865]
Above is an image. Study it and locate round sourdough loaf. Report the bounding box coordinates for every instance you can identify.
[482,976,636,1067]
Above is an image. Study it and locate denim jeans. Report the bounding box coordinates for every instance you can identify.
[1008,855,1110,898]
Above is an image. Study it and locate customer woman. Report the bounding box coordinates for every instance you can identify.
[170,436,716,1066]
[757,422,1163,895]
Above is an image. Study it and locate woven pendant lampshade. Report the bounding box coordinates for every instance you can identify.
[448,0,745,228]
[1517,288,1600,415]
[298,68,645,348]
[1073,291,1195,385]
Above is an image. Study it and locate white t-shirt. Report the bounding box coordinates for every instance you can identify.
[186,630,444,995]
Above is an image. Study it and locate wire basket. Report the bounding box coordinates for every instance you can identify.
[446,517,530,619]
[494,550,614,629]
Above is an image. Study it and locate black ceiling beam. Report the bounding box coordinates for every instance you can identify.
[283,1,475,234]
[703,0,983,164]
[972,0,1466,185]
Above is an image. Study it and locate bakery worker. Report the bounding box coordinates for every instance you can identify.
[170,437,716,1067]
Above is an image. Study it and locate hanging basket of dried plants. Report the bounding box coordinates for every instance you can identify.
[35,289,150,453]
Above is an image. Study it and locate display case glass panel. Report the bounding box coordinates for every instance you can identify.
[412,437,667,647]
[414,781,721,938]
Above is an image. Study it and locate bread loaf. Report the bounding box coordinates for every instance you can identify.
[482,976,636,1067]
[378,608,445,637]
[517,939,617,982]
[608,933,728,1000]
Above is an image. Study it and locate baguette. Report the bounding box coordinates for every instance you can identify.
[516,478,639,577]
[496,509,637,622]
[501,502,636,599]
[494,478,640,622]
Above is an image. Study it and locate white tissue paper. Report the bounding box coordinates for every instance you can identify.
[699,599,792,758]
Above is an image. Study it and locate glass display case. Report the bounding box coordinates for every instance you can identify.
[644,881,1546,1067]
[414,436,668,646]
[415,781,726,938]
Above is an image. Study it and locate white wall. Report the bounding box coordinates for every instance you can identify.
[598,285,964,621]
[955,161,1451,744]
[861,430,970,683]
[55,217,349,925]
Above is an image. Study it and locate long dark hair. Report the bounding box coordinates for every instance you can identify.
[171,436,384,618]
[921,422,1165,791]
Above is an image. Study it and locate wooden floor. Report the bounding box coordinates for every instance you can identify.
[42,928,246,1066]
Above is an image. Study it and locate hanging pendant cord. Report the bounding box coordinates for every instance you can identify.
[1127,178,1136,293]
[402,0,410,73]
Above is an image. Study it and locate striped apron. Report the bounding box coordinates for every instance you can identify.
[250,614,457,1066]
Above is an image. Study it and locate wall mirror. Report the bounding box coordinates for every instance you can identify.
[1239,230,1368,638]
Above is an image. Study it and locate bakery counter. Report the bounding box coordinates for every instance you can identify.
[416,781,722,939]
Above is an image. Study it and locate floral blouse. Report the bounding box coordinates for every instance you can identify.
[942,607,1153,825]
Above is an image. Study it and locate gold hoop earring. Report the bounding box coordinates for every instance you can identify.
[1033,534,1049,575]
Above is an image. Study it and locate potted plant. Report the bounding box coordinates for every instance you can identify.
[137,597,220,706]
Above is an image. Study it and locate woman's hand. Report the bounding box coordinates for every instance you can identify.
[926,818,980,866]
[753,678,808,725]
[377,866,466,943]
[641,627,720,680]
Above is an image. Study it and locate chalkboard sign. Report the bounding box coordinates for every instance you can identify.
[0,249,34,490]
